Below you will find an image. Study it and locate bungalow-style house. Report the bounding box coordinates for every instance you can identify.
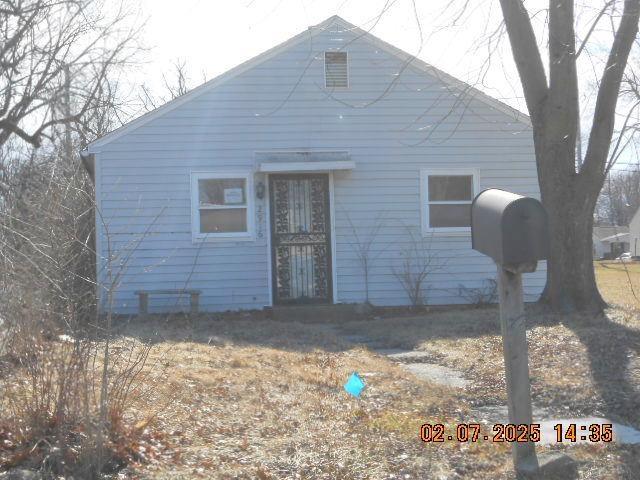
[593,226,630,259]
[82,16,545,314]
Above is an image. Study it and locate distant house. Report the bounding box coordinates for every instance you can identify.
[631,209,640,257]
[82,16,545,314]
[593,226,630,259]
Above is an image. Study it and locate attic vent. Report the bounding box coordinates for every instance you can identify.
[325,51,348,88]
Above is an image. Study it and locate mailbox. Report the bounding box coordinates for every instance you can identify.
[471,189,549,266]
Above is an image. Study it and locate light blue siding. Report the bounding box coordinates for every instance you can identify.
[93,18,545,313]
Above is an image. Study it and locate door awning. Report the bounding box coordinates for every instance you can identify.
[256,151,355,173]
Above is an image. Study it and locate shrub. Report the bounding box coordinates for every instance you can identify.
[0,149,156,478]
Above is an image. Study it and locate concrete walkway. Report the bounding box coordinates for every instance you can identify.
[374,348,470,389]
[339,330,640,446]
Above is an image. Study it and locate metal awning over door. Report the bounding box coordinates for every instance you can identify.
[257,151,354,173]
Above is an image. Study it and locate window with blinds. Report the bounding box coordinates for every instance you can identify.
[324,51,348,88]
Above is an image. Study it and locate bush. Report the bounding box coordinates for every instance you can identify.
[0,148,155,478]
[457,279,498,307]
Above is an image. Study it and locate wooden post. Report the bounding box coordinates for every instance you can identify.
[190,292,199,314]
[497,262,538,475]
[138,293,149,314]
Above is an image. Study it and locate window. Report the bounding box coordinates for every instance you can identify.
[191,172,254,240]
[420,169,478,233]
[325,51,348,88]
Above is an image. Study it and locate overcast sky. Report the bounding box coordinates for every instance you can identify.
[127,0,637,170]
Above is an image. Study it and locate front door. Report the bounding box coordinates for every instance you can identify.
[269,174,332,305]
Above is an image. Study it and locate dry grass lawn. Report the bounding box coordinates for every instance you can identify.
[121,319,502,479]
[3,263,639,479]
[595,261,640,308]
[105,262,640,479]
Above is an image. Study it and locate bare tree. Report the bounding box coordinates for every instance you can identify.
[139,59,194,112]
[0,0,141,150]
[0,140,155,477]
[0,2,157,475]
[597,167,640,225]
[393,227,442,307]
[496,0,640,312]
[0,127,172,476]
[342,209,387,304]
[457,278,498,307]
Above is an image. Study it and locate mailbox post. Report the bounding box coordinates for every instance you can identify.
[471,189,549,476]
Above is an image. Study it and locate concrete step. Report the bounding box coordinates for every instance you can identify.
[269,303,369,323]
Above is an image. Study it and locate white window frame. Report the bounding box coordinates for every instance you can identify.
[190,171,255,242]
[420,168,480,236]
[324,51,349,89]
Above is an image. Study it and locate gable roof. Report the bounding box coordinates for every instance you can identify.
[85,15,531,153]
[593,225,629,240]
[601,232,630,243]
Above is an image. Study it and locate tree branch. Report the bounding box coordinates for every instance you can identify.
[548,0,579,171]
[582,0,640,184]
[0,0,141,150]
[576,0,616,58]
[498,0,549,120]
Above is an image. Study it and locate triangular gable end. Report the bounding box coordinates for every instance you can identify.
[86,15,530,153]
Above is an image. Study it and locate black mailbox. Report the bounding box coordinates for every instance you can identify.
[471,189,549,266]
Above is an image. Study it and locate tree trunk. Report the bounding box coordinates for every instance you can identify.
[537,148,606,313]
[497,0,640,315]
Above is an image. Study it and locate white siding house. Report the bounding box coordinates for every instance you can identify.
[631,209,640,257]
[84,16,546,314]
[593,226,630,259]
